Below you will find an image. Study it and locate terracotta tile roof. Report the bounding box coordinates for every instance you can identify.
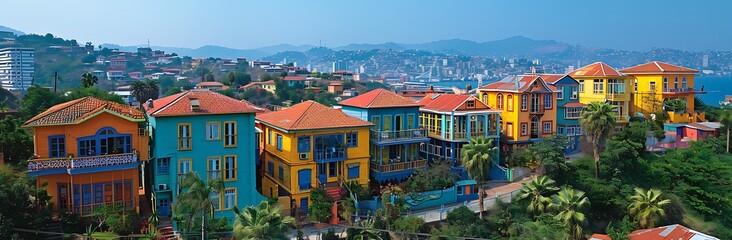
[240,99,270,113]
[563,102,586,108]
[283,75,306,81]
[479,75,551,93]
[629,224,718,240]
[338,89,421,109]
[146,90,260,117]
[417,94,493,113]
[23,97,144,127]
[240,80,275,89]
[537,74,565,84]
[568,62,622,77]
[256,100,372,131]
[197,81,224,87]
[619,61,699,74]
[329,82,343,86]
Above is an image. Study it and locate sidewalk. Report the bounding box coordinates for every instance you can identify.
[292,177,530,239]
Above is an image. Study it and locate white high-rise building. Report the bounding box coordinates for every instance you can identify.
[0,48,35,91]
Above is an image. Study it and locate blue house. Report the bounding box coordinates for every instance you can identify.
[145,90,266,225]
[338,89,430,184]
[542,74,584,154]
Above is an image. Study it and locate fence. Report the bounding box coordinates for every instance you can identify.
[408,187,521,223]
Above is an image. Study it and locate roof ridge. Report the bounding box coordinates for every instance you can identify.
[366,89,384,108]
[654,61,664,72]
[290,101,316,129]
[152,91,190,116]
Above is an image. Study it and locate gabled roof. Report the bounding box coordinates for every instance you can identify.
[619,61,699,74]
[145,90,260,117]
[563,102,587,108]
[568,62,622,77]
[417,94,493,113]
[256,100,372,131]
[338,89,421,109]
[197,81,224,86]
[479,75,553,93]
[629,224,719,240]
[23,97,145,127]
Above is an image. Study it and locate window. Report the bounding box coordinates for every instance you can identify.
[205,122,220,140]
[457,186,464,195]
[298,136,310,152]
[208,157,221,180]
[210,192,220,211]
[178,124,192,150]
[579,80,584,93]
[224,156,236,180]
[543,122,552,133]
[78,139,96,157]
[49,135,65,158]
[346,132,358,147]
[556,87,564,100]
[565,107,582,119]
[178,159,191,182]
[267,162,274,176]
[682,77,687,89]
[278,166,284,180]
[570,86,578,99]
[383,116,392,131]
[157,158,170,175]
[634,79,638,92]
[224,122,236,147]
[674,77,679,89]
[298,169,312,190]
[407,114,415,129]
[520,123,527,136]
[558,126,565,135]
[543,94,552,109]
[507,94,513,111]
[268,129,272,145]
[663,78,668,91]
[650,82,656,92]
[328,162,337,177]
[481,93,488,104]
[593,79,603,94]
[608,79,625,94]
[531,94,540,112]
[466,100,475,108]
[372,116,381,130]
[276,134,283,151]
[506,122,513,137]
[496,94,503,109]
[347,164,360,179]
[223,189,236,209]
[567,127,576,136]
[521,94,528,110]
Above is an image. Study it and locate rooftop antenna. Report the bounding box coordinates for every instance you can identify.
[147,38,150,48]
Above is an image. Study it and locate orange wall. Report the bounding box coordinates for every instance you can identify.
[31,112,149,160]
[38,168,140,211]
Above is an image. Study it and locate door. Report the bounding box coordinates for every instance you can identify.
[317,164,327,184]
[530,116,539,139]
[395,115,403,132]
[158,198,170,217]
[299,198,309,214]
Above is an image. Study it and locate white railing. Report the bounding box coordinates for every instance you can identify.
[28,153,138,172]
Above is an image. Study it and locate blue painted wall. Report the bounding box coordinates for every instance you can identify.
[149,113,265,225]
[550,76,583,154]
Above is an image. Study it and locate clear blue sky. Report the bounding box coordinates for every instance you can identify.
[1,0,730,51]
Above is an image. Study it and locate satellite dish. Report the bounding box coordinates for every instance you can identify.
[650,114,656,120]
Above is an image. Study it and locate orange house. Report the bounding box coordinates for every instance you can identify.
[23,97,149,215]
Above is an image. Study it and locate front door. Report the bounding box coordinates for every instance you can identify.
[158,198,170,217]
[300,198,309,214]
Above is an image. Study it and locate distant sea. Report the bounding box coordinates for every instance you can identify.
[430,76,732,106]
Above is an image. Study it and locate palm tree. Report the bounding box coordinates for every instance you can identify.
[131,81,148,107]
[172,172,224,238]
[460,136,497,219]
[550,187,590,240]
[80,72,99,88]
[580,101,617,178]
[517,176,560,216]
[232,200,295,240]
[349,217,384,240]
[720,109,732,153]
[144,79,160,100]
[628,188,671,229]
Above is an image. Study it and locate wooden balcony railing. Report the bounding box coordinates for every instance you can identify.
[370,159,427,173]
[314,148,347,161]
[370,129,428,142]
[27,153,138,172]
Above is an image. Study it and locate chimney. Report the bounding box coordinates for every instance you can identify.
[146,99,154,109]
[190,98,200,111]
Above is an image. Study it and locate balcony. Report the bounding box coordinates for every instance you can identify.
[606,93,630,101]
[662,88,706,95]
[314,148,347,162]
[27,153,138,172]
[371,159,427,173]
[370,129,428,143]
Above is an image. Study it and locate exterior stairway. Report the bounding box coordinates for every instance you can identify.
[156,220,176,240]
[324,186,345,201]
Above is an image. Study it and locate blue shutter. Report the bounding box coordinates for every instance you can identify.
[298,169,312,190]
[347,164,359,179]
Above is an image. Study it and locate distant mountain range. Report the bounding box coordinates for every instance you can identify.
[0,25,25,36]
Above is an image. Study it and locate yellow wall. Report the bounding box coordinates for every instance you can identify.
[628,74,697,121]
[477,87,557,143]
[575,76,631,124]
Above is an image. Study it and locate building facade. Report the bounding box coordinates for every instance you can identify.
[620,61,706,123]
[0,47,34,91]
[145,90,265,223]
[23,97,149,215]
[338,89,429,184]
[541,74,584,153]
[257,101,372,214]
[417,94,503,180]
[568,62,632,126]
[477,75,557,147]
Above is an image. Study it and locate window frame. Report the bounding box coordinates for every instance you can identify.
[224,155,237,181]
[210,192,221,211]
[520,123,527,136]
[207,156,221,180]
[346,132,358,148]
[276,134,283,151]
[48,135,66,158]
[205,122,221,141]
[156,157,170,175]
[521,94,528,111]
[496,93,503,109]
[570,86,578,99]
[223,188,237,210]
[297,135,311,153]
[579,80,584,93]
[556,86,564,100]
[542,121,552,133]
[565,107,582,119]
[177,123,192,150]
[224,121,237,147]
[543,94,552,109]
[593,79,603,94]
[506,94,513,111]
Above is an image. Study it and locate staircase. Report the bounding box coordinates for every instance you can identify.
[156,220,176,240]
[324,186,345,201]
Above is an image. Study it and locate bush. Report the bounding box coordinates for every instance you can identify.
[106,210,139,235]
[393,216,427,233]
[445,206,478,226]
[402,161,458,192]
[322,228,338,240]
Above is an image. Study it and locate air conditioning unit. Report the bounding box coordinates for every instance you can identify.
[299,153,309,160]
[158,184,168,191]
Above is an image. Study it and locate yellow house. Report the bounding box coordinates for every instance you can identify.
[568,62,632,125]
[477,75,557,146]
[256,100,372,213]
[619,61,705,123]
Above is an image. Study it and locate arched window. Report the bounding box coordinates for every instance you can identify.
[674,77,679,89]
[481,93,488,104]
[496,93,503,109]
[682,77,687,90]
[506,94,513,111]
[78,127,131,156]
[663,78,668,92]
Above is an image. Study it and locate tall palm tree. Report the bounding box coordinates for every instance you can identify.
[130,81,148,107]
[80,72,99,88]
[144,79,160,100]
[720,109,732,153]
[517,176,560,216]
[460,136,497,219]
[550,187,590,240]
[628,188,671,229]
[580,101,617,178]
[232,200,295,240]
[173,172,224,238]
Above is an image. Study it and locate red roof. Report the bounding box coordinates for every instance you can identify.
[629,224,717,240]
[564,102,586,108]
[338,89,421,109]
[568,62,622,77]
[329,82,343,86]
[24,97,145,127]
[283,75,306,81]
[417,94,493,113]
[197,81,224,86]
[240,99,269,113]
[256,100,372,131]
[537,74,565,84]
[146,90,260,117]
[589,234,612,240]
[619,61,699,74]
[479,75,551,93]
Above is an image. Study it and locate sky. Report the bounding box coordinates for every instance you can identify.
[1,0,731,51]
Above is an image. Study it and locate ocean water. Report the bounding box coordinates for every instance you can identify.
[430,77,732,106]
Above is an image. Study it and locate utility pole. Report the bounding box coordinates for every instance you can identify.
[54,72,58,92]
